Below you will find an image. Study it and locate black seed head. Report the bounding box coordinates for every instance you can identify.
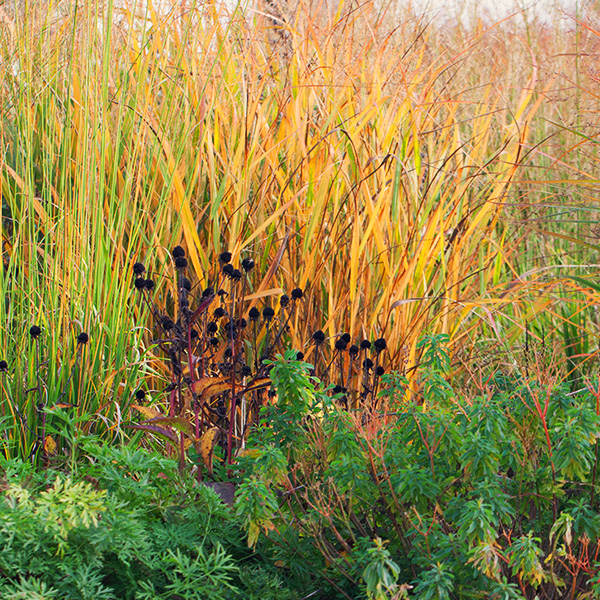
[280,294,290,308]
[262,306,275,321]
[224,348,232,358]
[209,336,219,347]
[241,258,255,272]
[363,358,374,370]
[217,289,227,297]
[333,385,343,394]
[175,256,188,269]
[162,318,175,331]
[222,264,234,277]
[312,330,325,344]
[231,269,242,282]
[249,307,260,321]
[240,365,252,377]
[145,279,155,291]
[375,366,385,376]
[29,326,41,339]
[349,344,359,356]
[341,332,351,344]
[135,389,146,400]
[207,321,218,334]
[236,318,247,329]
[190,329,198,339]
[0,360,7,372]
[335,339,347,351]
[291,288,303,300]
[77,332,89,345]
[214,307,226,318]
[172,246,186,258]
[180,277,191,292]
[296,351,304,361]
[268,388,277,398]
[360,339,371,350]
[219,251,232,264]
[134,277,146,290]
[374,338,387,352]
[133,262,145,275]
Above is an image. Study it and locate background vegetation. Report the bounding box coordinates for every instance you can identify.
[0,0,599,596]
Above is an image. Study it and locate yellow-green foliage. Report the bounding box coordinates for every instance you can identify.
[0,0,598,447]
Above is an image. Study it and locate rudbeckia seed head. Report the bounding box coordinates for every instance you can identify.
[335,339,347,351]
[133,262,145,275]
[363,358,374,370]
[219,251,232,264]
[172,246,186,258]
[29,326,41,339]
[77,332,89,345]
[312,330,325,344]
[134,277,146,290]
[374,338,387,352]
[375,366,385,376]
[262,307,275,321]
[241,258,255,272]
[175,256,188,269]
[360,339,371,350]
[0,360,7,372]
[349,344,359,356]
[214,307,226,319]
[291,288,303,300]
[135,389,146,400]
[145,279,155,291]
[296,351,304,360]
[249,307,260,321]
[280,294,290,308]
[341,332,351,344]
[222,264,234,277]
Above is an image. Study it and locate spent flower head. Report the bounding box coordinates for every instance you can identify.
[133,262,145,275]
[373,338,387,353]
[312,330,325,345]
[241,258,255,272]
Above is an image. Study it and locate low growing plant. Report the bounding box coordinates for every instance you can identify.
[237,338,600,599]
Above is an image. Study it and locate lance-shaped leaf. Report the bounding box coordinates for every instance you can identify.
[140,416,195,438]
[126,424,179,444]
[131,404,164,420]
[200,426,221,477]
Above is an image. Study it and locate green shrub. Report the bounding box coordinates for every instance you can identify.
[240,340,600,598]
